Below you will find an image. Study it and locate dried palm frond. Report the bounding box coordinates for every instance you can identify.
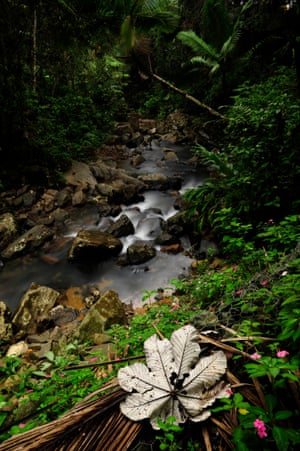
[0,380,142,451]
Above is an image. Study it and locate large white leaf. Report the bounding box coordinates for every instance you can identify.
[118,362,170,393]
[178,381,231,418]
[118,325,230,428]
[182,351,227,392]
[120,386,170,421]
[170,324,200,379]
[144,334,175,384]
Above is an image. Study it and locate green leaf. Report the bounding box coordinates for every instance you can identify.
[274,410,293,420]
[272,426,289,451]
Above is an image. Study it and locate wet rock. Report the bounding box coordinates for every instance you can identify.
[131,154,145,167]
[126,242,156,265]
[106,214,135,238]
[0,213,18,252]
[1,224,54,260]
[97,179,144,204]
[76,290,127,342]
[68,230,123,262]
[163,151,178,161]
[155,232,179,246]
[0,300,13,342]
[138,173,182,191]
[12,283,60,338]
[71,189,87,206]
[162,211,191,237]
[160,243,183,254]
[55,188,72,207]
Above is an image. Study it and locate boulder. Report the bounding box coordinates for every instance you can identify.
[0,300,13,342]
[68,230,123,262]
[1,224,54,260]
[106,214,134,238]
[138,173,182,191]
[12,283,60,338]
[0,213,18,252]
[64,160,97,191]
[126,242,156,265]
[76,290,127,342]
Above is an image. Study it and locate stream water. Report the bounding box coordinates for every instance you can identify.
[0,142,207,311]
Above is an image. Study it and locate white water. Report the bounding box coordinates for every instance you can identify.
[0,142,207,311]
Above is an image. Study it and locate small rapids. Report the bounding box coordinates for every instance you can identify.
[0,142,207,311]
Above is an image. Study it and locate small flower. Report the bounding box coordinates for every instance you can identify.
[89,357,97,362]
[253,418,268,438]
[27,389,33,393]
[250,353,262,360]
[260,280,268,286]
[45,374,51,379]
[236,290,243,295]
[19,423,26,429]
[60,373,65,378]
[276,350,289,358]
[169,304,180,312]
[239,408,249,415]
[281,270,288,276]
[268,219,274,223]
[225,388,234,396]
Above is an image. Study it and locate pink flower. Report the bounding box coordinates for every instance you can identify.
[276,350,289,358]
[253,419,268,438]
[281,271,288,276]
[89,357,97,362]
[236,290,243,295]
[225,388,234,396]
[44,374,51,379]
[250,353,262,360]
[169,304,180,312]
[260,280,268,286]
[268,219,274,223]
[19,423,26,429]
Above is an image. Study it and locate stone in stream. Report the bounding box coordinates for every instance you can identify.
[68,230,123,262]
[1,224,54,260]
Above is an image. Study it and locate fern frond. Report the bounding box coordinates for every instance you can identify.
[177,30,219,59]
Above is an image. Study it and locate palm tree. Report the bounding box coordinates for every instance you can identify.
[97,0,180,57]
[177,0,252,93]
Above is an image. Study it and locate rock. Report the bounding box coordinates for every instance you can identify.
[76,290,127,343]
[138,173,182,191]
[50,305,78,326]
[155,232,178,246]
[106,214,134,238]
[160,243,183,254]
[162,211,191,237]
[126,242,156,265]
[64,160,97,191]
[71,189,87,206]
[0,213,18,252]
[1,224,54,260]
[68,230,123,262]
[12,283,60,338]
[55,188,72,207]
[163,151,178,161]
[6,341,28,357]
[0,300,13,342]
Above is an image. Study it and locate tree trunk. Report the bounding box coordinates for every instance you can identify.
[32,7,37,93]
[150,72,227,121]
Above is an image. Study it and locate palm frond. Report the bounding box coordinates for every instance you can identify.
[177,30,219,59]
[190,56,217,70]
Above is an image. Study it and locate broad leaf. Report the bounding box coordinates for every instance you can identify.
[118,325,230,429]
